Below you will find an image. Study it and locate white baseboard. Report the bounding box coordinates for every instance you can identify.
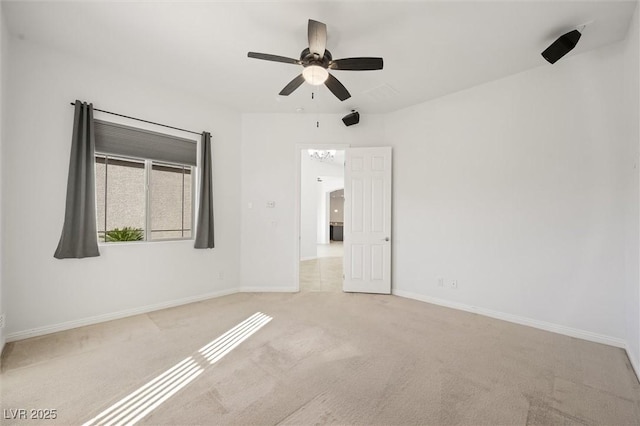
[392,289,627,349]
[625,344,640,382]
[239,286,298,293]
[6,288,239,342]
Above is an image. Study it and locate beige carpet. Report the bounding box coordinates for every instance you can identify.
[2,290,639,425]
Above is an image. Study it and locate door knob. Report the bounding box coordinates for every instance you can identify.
[384,237,390,242]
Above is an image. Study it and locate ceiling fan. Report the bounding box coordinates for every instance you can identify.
[247,19,384,101]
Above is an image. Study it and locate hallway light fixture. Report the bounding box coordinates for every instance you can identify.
[308,149,336,162]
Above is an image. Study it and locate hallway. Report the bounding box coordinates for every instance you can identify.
[300,242,343,292]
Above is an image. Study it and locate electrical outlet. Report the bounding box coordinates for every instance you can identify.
[0,313,5,328]
[451,280,458,289]
[219,271,225,280]
[437,277,444,287]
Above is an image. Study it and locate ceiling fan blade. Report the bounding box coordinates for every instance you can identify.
[329,57,384,71]
[308,19,327,59]
[324,73,351,101]
[279,74,306,96]
[248,52,301,65]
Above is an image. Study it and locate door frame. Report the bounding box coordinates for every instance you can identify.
[294,143,350,292]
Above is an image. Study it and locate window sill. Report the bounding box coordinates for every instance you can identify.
[98,238,194,247]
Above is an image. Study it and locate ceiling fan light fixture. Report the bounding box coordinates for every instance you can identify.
[303,65,329,85]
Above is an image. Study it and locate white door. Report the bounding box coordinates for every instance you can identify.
[343,147,392,294]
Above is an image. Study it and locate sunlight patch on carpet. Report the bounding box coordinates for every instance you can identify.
[200,312,272,364]
[83,312,273,426]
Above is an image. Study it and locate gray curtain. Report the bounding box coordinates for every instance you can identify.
[54,101,100,259]
[194,132,214,248]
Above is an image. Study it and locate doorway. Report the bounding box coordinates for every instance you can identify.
[296,146,346,292]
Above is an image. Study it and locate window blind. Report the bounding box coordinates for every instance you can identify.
[94,119,197,166]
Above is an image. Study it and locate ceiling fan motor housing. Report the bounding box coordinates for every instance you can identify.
[300,48,332,68]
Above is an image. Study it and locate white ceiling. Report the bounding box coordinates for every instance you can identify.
[3,1,637,114]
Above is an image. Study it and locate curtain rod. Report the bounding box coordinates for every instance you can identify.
[70,102,203,136]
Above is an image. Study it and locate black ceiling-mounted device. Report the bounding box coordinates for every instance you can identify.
[342,110,360,126]
[542,29,582,64]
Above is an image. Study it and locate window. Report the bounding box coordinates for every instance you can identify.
[94,120,197,243]
[150,162,192,239]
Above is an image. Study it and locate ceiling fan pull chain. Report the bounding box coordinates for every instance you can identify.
[312,91,319,128]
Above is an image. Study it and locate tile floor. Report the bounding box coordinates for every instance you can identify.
[300,242,343,293]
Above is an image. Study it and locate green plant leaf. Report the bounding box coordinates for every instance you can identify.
[105,227,144,242]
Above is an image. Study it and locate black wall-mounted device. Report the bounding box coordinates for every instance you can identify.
[342,111,360,126]
[542,29,582,64]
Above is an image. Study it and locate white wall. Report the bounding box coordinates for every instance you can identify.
[300,153,318,260]
[240,114,386,290]
[318,187,328,245]
[3,37,242,339]
[622,3,640,376]
[329,190,345,223]
[387,41,631,343]
[0,3,8,354]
